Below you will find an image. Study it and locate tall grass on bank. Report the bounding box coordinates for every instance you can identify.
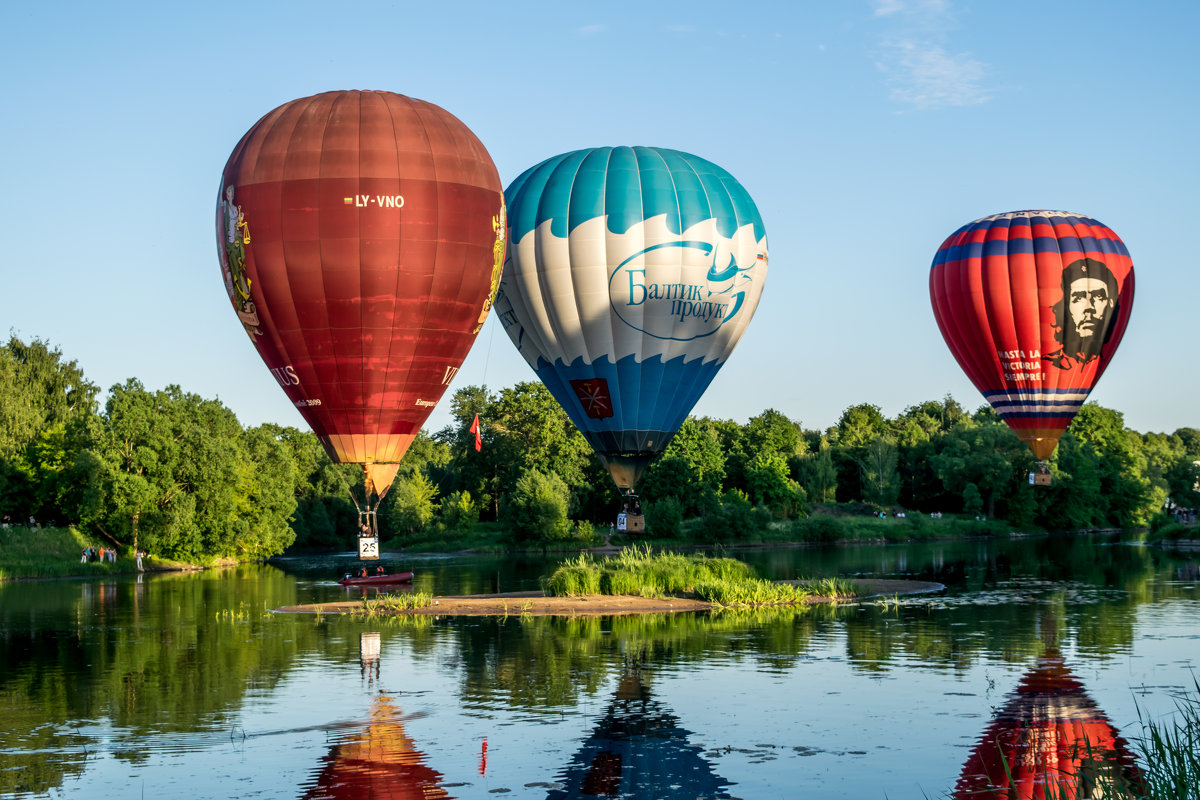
[945,681,1200,800]
[1131,680,1200,799]
[543,545,856,607]
[0,526,135,580]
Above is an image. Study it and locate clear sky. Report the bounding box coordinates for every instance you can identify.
[2,1,1195,441]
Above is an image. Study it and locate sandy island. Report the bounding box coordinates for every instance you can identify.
[275,578,944,617]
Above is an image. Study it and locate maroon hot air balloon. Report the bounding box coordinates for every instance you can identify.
[217,90,505,527]
[929,211,1134,464]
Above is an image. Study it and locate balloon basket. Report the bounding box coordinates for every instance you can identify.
[357,510,380,560]
[616,491,645,533]
[1029,463,1052,487]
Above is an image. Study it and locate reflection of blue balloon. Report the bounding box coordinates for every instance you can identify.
[495,146,769,490]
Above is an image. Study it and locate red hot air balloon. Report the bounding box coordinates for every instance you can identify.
[929,211,1134,465]
[217,91,505,531]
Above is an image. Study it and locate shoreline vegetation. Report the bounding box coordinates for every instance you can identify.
[276,548,940,618]
[3,518,1194,583]
[4,335,1200,575]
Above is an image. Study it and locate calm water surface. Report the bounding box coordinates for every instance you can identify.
[2,536,1198,799]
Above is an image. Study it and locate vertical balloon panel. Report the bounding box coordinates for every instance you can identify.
[496,146,768,489]
[217,91,504,476]
[929,211,1134,460]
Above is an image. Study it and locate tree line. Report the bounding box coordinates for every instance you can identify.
[2,335,1198,561]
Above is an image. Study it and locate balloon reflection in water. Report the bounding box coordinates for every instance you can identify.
[954,648,1142,799]
[299,694,448,800]
[546,665,734,800]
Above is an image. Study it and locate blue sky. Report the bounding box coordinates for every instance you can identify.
[2,1,1195,440]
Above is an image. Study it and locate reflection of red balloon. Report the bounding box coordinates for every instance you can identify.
[217,90,504,495]
[300,696,449,799]
[954,649,1142,799]
[930,211,1134,460]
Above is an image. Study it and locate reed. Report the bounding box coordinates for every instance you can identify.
[543,546,855,608]
[1129,679,1200,799]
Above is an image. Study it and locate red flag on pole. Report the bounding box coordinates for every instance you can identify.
[469,413,482,451]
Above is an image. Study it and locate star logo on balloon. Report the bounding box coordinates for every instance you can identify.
[570,378,614,419]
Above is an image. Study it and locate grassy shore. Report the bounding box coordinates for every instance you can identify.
[544,545,857,608]
[0,526,137,580]
[0,526,206,580]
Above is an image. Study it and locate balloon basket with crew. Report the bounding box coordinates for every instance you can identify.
[350,463,398,561]
[1029,461,1052,487]
[616,491,645,534]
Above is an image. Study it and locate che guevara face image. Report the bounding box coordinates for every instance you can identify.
[1046,258,1120,369]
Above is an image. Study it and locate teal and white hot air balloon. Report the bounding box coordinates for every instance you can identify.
[494,146,769,491]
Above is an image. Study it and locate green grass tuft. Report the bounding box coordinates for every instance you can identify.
[543,545,855,608]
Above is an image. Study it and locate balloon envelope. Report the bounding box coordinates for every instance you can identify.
[929,211,1134,460]
[217,90,504,487]
[495,146,768,489]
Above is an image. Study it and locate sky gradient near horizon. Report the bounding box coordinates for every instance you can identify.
[2,1,1196,441]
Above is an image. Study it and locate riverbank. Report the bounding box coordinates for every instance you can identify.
[0,526,235,580]
[274,578,945,617]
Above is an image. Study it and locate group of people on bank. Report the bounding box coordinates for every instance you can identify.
[80,547,147,571]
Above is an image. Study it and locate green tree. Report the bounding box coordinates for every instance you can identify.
[744,450,807,517]
[858,436,899,506]
[0,336,99,523]
[268,426,357,549]
[831,403,888,448]
[644,496,684,538]
[796,443,837,503]
[1070,404,1151,526]
[639,417,726,515]
[931,419,1025,519]
[437,489,479,536]
[77,381,296,559]
[384,472,439,539]
[501,468,573,543]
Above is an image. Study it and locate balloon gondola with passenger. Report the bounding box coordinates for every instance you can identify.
[217,90,505,564]
[495,146,769,524]
[929,211,1134,486]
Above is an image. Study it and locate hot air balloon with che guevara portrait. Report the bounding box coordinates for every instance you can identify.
[929,210,1134,485]
[216,90,505,554]
[494,146,768,527]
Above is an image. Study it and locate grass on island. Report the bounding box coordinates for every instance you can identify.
[352,591,436,618]
[544,545,856,608]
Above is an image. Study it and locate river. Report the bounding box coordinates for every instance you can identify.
[1,535,1196,799]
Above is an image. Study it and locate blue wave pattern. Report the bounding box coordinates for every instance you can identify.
[506,147,766,243]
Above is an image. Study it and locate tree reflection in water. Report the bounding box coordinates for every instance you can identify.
[954,647,1143,799]
[546,659,735,800]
